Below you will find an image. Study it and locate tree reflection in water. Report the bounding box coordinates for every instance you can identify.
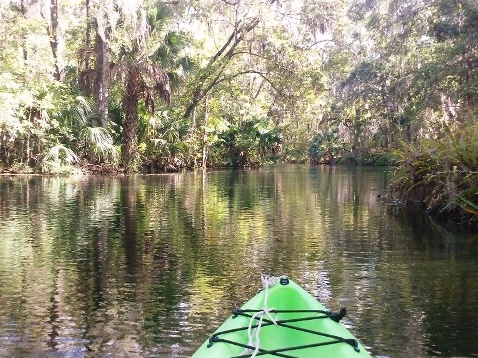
[0,166,477,357]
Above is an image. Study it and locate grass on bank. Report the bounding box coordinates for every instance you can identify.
[392,122,478,228]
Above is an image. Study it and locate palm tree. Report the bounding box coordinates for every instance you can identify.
[121,62,171,172]
[113,4,175,172]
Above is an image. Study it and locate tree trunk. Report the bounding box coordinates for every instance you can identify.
[94,27,110,128]
[49,0,62,81]
[82,0,93,96]
[122,69,140,173]
[20,0,28,61]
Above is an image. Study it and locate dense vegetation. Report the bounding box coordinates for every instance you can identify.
[1,0,478,225]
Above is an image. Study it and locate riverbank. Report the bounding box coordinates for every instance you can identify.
[390,133,478,230]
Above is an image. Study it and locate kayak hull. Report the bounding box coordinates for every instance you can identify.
[192,277,372,357]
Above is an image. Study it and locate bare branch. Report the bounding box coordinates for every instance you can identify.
[184,17,260,118]
[215,69,285,96]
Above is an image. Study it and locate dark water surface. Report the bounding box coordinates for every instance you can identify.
[1,165,477,357]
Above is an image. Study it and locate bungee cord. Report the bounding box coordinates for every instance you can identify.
[243,275,280,357]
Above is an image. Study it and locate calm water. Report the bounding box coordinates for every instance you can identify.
[0,165,477,358]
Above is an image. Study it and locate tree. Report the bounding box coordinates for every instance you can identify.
[93,19,110,129]
[45,0,62,81]
[0,0,57,170]
[113,4,174,172]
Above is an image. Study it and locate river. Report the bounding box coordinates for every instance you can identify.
[0,165,477,357]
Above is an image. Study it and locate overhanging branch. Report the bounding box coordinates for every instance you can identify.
[215,69,285,96]
[184,17,260,118]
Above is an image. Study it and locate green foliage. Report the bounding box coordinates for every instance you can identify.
[392,121,478,226]
[0,0,477,191]
[139,108,190,171]
[106,1,196,172]
[345,152,397,166]
[368,152,398,166]
[81,127,119,164]
[42,144,80,175]
[213,117,282,167]
[51,95,119,165]
[308,130,342,164]
[10,162,35,174]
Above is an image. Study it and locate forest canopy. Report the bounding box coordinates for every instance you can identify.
[1,0,478,223]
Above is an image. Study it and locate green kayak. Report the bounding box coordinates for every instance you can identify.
[192,276,372,358]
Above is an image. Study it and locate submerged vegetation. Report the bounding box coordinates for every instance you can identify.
[0,0,478,226]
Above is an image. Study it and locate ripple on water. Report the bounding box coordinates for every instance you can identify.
[1,169,478,357]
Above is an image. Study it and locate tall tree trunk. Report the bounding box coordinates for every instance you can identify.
[122,69,140,173]
[94,27,110,128]
[82,0,93,96]
[48,0,62,81]
[20,0,28,61]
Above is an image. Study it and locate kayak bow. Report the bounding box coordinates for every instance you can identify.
[192,276,372,358]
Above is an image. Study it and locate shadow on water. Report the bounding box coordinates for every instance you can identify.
[386,203,478,357]
[0,167,477,357]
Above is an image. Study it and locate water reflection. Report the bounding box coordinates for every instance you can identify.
[0,166,477,357]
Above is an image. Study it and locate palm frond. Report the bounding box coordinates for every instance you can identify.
[149,3,172,33]
[178,56,196,73]
[152,44,173,68]
[145,63,171,105]
[151,31,193,69]
[82,127,119,163]
[42,145,79,171]
[164,31,188,52]
[72,96,95,126]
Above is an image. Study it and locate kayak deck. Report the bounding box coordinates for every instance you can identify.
[192,276,372,357]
